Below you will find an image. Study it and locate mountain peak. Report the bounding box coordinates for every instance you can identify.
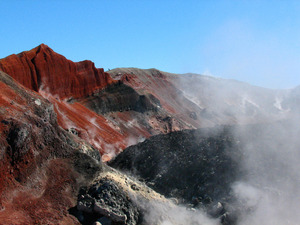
[0,45,114,99]
[16,43,54,57]
[36,43,53,53]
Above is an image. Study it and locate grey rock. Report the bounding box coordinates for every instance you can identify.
[76,177,140,225]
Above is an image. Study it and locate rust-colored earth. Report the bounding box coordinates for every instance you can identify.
[0,45,200,161]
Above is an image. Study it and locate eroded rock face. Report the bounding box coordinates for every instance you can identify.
[0,71,102,224]
[0,44,114,99]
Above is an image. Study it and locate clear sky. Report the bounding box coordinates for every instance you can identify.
[1,0,300,89]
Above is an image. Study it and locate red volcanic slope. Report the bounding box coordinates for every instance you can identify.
[52,99,128,161]
[0,71,102,224]
[0,44,114,99]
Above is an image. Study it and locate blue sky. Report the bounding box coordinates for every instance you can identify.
[1,0,300,89]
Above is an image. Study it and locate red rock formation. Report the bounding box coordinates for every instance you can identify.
[0,44,114,99]
[0,46,198,161]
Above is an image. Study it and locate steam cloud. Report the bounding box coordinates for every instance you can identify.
[185,74,300,224]
[139,74,300,224]
[138,199,219,225]
[232,119,300,225]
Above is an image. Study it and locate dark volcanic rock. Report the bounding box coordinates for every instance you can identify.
[73,177,140,225]
[109,127,243,205]
[80,81,160,114]
[109,126,244,223]
[109,120,300,224]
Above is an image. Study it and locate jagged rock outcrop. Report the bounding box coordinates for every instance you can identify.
[0,44,114,99]
[75,177,141,225]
